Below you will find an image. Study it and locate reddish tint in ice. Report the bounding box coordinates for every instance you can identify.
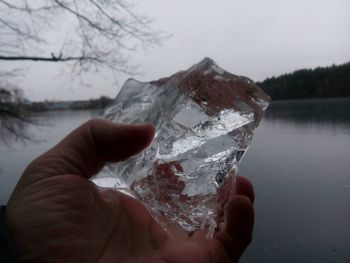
[92,58,270,238]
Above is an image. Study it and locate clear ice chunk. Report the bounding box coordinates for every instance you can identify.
[92,57,271,238]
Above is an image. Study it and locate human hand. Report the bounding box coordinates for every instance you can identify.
[5,119,254,262]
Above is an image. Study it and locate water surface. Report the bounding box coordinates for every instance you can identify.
[240,98,350,262]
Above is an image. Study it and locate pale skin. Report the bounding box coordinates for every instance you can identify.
[5,119,255,262]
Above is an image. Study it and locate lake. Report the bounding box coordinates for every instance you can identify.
[1,98,349,262]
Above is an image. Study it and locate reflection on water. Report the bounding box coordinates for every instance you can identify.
[0,117,34,145]
[0,110,98,202]
[265,98,350,128]
[0,99,349,262]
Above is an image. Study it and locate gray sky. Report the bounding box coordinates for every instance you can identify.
[2,0,350,101]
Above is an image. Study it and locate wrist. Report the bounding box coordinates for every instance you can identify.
[0,206,18,262]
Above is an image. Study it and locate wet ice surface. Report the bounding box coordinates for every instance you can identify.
[92,58,270,238]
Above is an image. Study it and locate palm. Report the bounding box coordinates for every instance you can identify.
[6,120,254,263]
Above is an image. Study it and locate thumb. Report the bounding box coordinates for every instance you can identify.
[22,119,155,184]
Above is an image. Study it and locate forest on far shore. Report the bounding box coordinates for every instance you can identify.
[257,61,350,100]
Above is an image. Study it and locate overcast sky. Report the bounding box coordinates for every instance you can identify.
[2,0,350,101]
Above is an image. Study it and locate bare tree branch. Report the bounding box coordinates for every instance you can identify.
[0,0,59,12]
[0,55,102,62]
[0,0,167,140]
[53,0,107,32]
[0,0,167,77]
[0,17,43,42]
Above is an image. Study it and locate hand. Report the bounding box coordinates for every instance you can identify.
[5,119,254,262]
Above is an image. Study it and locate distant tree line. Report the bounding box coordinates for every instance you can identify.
[257,62,350,100]
[27,96,113,112]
